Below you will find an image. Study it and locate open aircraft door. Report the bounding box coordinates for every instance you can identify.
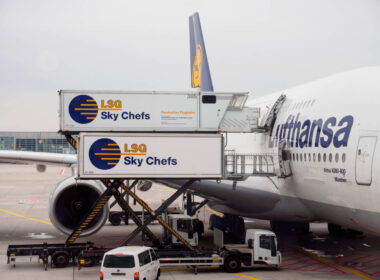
[356,136,377,186]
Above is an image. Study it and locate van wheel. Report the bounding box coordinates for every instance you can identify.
[109,213,121,226]
[224,256,241,273]
[156,269,160,280]
[52,252,69,268]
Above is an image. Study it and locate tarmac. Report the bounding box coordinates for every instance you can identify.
[1,163,380,279]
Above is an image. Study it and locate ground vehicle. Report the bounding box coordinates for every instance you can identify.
[163,214,204,247]
[215,228,281,273]
[100,246,160,280]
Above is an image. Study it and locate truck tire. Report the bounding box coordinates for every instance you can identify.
[156,269,160,280]
[109,213,121,226]
[52,252,69,268]
[224,255,241,273]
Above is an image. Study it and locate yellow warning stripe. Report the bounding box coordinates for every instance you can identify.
[233,273,261,280]
[0,209,52,225]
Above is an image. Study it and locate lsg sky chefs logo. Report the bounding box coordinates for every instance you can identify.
[89,138,121,170]
[88,138,177,170]
[69,95,98,124]
[68,94,150,124]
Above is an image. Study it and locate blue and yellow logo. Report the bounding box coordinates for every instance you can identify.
[192,44,202,88]
[89,138,121,170]
[69,95,98,124]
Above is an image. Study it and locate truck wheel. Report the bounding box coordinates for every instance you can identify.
[156,269,160,280]
[224,256,241,273]
[110,213,121,226]
[52,252,69,268]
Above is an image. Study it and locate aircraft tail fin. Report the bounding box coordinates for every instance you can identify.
[189,12,214,92]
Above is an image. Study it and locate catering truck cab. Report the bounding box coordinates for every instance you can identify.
[215,228,281,272]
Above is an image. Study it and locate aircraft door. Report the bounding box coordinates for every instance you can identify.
[356,136,377,186]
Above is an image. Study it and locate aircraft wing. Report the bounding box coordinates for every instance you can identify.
[0,150,77,166]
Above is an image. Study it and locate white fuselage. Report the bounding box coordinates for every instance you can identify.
[215,66,380,234]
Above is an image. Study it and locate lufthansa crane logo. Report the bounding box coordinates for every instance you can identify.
[192,44,202,88]
[89,138,121,170]
[69,95,98,124]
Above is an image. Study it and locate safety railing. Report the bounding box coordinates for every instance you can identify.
[224,152,277,180]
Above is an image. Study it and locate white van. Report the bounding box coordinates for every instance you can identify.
[100,246,160,280]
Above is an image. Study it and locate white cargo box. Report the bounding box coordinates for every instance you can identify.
[78,133,223,179]
[59,90,259,132]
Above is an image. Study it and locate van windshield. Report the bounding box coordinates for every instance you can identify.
[103,255,135,268]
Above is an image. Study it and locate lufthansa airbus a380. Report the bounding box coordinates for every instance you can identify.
[1,13,379,237]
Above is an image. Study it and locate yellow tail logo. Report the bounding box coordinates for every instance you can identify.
[192,44,202,88]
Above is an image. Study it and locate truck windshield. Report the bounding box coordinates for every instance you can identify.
[177,219,192,233]
[259,235,277,257]
[103,255,135,268]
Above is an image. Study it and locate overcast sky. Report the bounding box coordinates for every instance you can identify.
[0,0,379,131]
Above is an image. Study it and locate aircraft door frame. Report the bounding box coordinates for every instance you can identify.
[355,136,377,186]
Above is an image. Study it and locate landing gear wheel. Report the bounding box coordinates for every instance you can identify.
[52,252,69,268]
[109,213,121,226]
[224,255,241,273]
[328,223,343,236]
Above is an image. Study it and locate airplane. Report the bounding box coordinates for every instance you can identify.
[1,12,379,239]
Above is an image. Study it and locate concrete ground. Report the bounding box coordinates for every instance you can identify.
[0,163,379,279]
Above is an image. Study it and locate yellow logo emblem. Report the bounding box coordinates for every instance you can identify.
[192,44,202,88]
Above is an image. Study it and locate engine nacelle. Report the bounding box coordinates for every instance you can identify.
[49,177,109,236]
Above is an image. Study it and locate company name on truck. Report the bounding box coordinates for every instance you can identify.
[69,95,150,124]
[89,138,177,170]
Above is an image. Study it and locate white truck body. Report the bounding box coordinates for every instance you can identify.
[78,133,223,179]
[59,90,259,133]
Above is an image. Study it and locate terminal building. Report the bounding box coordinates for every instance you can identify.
[0,132,76,154]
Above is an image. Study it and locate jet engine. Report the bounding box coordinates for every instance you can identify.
[49,177,109,236]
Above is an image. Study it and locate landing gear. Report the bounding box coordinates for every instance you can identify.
[270,221,309,234]
[328,223,343,236]
[209,214,245,241]
[328,223,363,238]
[109,212,122,226]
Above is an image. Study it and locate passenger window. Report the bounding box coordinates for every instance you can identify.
[150,249,157,261]
[308,153,311,162]
[329,153,332,162]
[318,153,321,162]
[143,250,151,264]
[138,251,151,266]
[300,153,302,162]
[342,153,346,163]
[313,153,316,162]
[296,153,299,161]
[138,253,144,266]
[304,153,307,162]
[323,153,326,162]
[335,153,339,163]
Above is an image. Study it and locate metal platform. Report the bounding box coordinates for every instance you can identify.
[224,153,277,180]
